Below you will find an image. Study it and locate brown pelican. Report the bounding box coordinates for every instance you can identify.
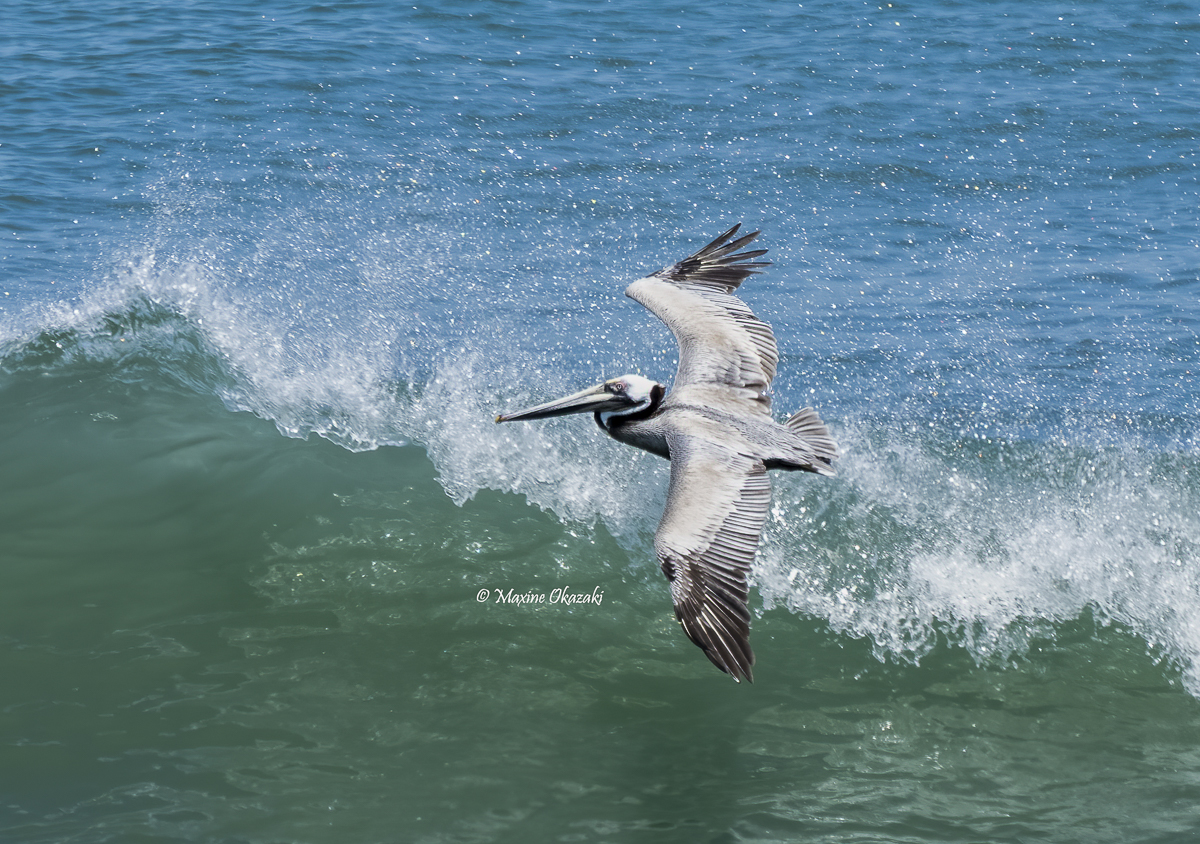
[496,225,837,682]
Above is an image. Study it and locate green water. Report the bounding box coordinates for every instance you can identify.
[3,364,1200,843]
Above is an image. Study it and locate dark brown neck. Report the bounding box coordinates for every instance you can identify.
[593,383,664,433]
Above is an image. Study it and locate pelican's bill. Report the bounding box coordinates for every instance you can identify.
[496,382,624,423]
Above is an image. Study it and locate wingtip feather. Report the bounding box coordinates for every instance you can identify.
[654,224,772,293]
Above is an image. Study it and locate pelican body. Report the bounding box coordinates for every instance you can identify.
[497,225,837,682]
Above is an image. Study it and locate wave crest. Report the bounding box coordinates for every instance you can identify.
[758,420,1200,693]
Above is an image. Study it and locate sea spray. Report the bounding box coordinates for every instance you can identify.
[756,419,1200,694]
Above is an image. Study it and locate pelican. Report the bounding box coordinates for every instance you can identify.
[496,225,837,682]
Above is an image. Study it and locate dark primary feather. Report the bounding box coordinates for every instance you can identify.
[653,223,771,293]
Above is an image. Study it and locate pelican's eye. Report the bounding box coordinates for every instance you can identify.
[611,382,626,394]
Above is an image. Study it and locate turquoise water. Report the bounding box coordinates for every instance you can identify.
[3,1,1200,841]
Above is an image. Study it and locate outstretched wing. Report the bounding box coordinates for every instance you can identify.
[626,225,778,414]
[655,428,772,682]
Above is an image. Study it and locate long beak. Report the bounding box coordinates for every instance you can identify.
[496,383,621,423]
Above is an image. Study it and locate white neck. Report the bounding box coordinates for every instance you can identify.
[599,396,654,429]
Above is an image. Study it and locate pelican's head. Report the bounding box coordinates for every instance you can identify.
[496,374,662,426]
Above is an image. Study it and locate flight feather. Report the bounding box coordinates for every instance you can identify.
[654,430,771,682]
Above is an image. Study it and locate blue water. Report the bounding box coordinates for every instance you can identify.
[4,1,1200,841]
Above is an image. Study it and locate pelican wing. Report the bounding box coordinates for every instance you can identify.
[626,225,778,411]
[655,428,771,682]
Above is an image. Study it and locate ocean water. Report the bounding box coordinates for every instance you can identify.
[3,0,1200,841]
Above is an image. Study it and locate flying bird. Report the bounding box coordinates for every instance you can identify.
[496,225,837,682]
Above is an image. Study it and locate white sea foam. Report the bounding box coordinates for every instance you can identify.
[409,347,667,543]
[756,419,1200,694]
